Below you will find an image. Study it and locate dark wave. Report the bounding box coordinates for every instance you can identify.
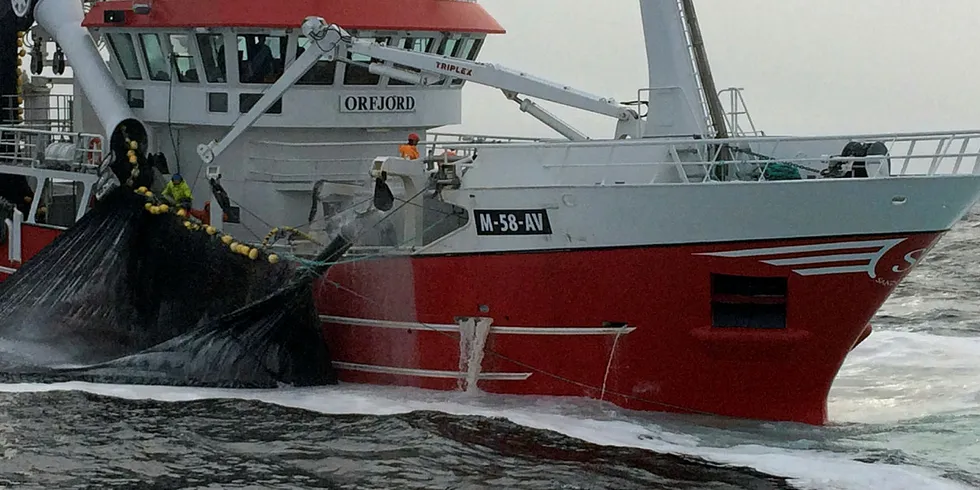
[0,391,796,490]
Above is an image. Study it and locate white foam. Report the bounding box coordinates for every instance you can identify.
[830,330,980,424]
[0,381,969,490]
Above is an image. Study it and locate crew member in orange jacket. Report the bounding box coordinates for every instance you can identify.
[399,133,420,160]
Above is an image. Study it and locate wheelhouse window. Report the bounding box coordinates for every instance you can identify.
[389,36,434,86]
[197,33,226,83]
[237,34,286,84]
[401,37,433,53]
[464,38,484,60]
[296,35,336,85]
[169,34,198,83]
[434,37,459,86]
[343,37,388,86]
[436,37,459,56]
[344,51,378,85]
[139,33,170,81]
[710,274,788,329]
[106,33,142,80]
[450,37,482,86]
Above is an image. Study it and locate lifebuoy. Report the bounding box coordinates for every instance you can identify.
[87,138,102,165]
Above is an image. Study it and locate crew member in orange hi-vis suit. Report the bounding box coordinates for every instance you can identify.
[399,133,420,160]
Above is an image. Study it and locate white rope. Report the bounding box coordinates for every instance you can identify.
[599,324,629,402]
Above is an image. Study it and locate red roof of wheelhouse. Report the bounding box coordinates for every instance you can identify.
[83,0,506,33]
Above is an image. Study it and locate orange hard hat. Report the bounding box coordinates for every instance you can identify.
[408,133,420,141]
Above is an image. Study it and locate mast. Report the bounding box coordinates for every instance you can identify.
[679,0,728,139]
[637,1,709,137]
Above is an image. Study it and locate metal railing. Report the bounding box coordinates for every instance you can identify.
[253,129,980,188]
[0,125,105,173]
[1,94,74,133]
[427,131,556,159]
[517,130,980,183]
[427,131,554,144]
[251,131,555,175]
[718,88,764,137]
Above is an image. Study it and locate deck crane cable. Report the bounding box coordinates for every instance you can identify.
[272,177,463,269]
[227,195,282,236]
[166,51,180,175]
[255,170,464,265]
[278,205,460,269]
[276,184,432,272]
[300,163,463,233]
[190,30,355,230]
[212,171,451,258]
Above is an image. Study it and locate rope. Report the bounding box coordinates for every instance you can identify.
[600,326,626,402]
[206,174,724,415]
[278,207,458,270]
[277,185,442,273]
[134,187,283,263]
[297,195,373,230]
[321,276,720,418]
[727,146,823,174]
[261,226,319,248]
[277,184,724,416]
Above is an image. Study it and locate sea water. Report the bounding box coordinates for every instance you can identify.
[0,212,976,489]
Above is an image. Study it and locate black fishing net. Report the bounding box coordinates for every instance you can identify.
[0,186,346,387]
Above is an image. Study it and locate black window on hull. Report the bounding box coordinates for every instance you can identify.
[710,274,787,329]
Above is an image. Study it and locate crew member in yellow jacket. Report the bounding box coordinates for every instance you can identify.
[162,173,194,210]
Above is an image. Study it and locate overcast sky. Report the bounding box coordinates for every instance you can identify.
[445,0,980,139]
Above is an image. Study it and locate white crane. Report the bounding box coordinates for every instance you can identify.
[196,17,642,166]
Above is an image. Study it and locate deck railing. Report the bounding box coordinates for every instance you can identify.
[717,87,764,137]
[253,128,980,189]
[0,125,105,173]
[453,129,980,181]
[0,94,74,133]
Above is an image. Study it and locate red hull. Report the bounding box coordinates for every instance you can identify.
[0,224,62,281]
[317,232,943,425]
[1,223,941,424]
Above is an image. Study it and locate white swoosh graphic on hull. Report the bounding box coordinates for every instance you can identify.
[696,238,907,278]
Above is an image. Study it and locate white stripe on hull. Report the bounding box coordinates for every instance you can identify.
[319,315,636,335]
[696,239,903,258]
[0,266,16,274]
[696,237,907,278]
[331,361,531,381]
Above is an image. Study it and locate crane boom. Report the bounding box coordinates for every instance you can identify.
[349,41,638,122]
[198,17,640,165]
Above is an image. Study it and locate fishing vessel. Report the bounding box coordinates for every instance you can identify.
[1,0,979,424]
